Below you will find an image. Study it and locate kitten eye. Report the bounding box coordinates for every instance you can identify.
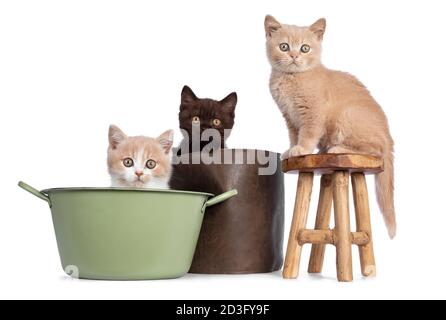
[123,158,134,167]
[192,116,200,124]
[146,159,157,169]
[279,43,290,52]
[301,44,311,53]
[212,119,221,127]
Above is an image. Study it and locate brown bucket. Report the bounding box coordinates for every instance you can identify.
[170,149,284,274]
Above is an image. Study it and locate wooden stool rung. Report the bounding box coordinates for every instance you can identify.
[298,230,370,246]
[298,230,334,245]
[351,232,370,246]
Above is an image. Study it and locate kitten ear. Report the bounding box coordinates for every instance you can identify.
[310,18,326,40]
[181,85,198,105]
[265,15,282,37]
[220,92,237,113]
[109,125,127,149]
[157,129,174,154]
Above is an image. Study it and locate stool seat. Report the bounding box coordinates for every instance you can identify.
[282,153,383,174]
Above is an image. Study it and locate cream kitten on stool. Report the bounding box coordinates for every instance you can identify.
[107,125,174,189]
[265,16,396,238]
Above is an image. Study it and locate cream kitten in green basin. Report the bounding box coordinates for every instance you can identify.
[107,125,174,189]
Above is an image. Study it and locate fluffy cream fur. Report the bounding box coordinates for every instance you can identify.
[265,16,396,238]
[107,125,173,189]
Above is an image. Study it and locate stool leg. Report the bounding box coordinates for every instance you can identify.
[308,174,333,273]
[283,172,314,279]
[351,173,376,277]
[333,171,353,282]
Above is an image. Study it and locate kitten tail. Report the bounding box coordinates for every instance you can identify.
[375,149,396,239]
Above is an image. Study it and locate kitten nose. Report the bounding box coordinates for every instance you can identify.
[135,171,143,177]
[290,52,299,59]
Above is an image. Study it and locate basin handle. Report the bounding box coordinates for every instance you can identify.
[18,181,52,207]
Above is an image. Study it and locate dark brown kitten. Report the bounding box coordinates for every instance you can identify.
[177,85,237,154]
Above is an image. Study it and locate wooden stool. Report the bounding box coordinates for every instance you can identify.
[281,154,384,282]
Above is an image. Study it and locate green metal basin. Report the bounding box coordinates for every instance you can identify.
[18,181,237,280]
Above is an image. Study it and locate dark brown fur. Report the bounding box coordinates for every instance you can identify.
[177,85,237,153]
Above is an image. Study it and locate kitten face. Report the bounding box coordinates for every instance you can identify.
[107,125,173,188]
[265,16,326,73]
[179,86,237,149]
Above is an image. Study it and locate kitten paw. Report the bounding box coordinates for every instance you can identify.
[281,145,311,159]
[327,146,359,154]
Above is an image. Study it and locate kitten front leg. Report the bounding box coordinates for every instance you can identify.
[281,117,299,160]
[282,126,322,159]
[287,123,299,148]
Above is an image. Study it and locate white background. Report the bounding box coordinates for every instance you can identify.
[1,0,445,300]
